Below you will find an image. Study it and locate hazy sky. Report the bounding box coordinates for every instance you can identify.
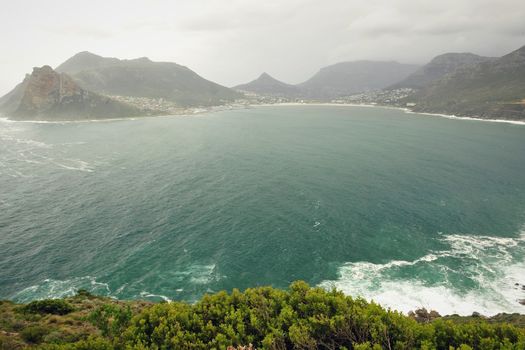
[1,0,524,95]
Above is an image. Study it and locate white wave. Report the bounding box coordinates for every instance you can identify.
[12,276,111,302]
[139,291,172,302]
[52,159,94,172]
[403,109,525,126]
[319,232,525,316]
[188,264,220,285]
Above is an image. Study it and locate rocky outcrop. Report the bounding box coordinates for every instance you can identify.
[0,66,142,120]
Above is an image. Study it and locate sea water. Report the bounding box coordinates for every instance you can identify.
[1,105,524,315]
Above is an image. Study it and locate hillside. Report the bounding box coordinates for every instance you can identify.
[298,61,419,99]
[0,66,142,121]
[233,73,300,97]
[56,52,242,107]
[409,45,525,120]
[1,282,524,349]
[390,53,495,89]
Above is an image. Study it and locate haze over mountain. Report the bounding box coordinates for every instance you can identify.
[409,45,525,120]
[390,53,496,89]
[297,61,419,99]
[233,73,300,97]
[0,66,140,121]
[56,52,242,107]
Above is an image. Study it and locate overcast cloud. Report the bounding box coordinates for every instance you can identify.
[1,0,524,95]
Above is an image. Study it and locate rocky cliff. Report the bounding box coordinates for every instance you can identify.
[0,66,142,120]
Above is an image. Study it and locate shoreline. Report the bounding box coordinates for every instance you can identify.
[254,102,525,126]
[2,103,525,126]
[5,279,525,318]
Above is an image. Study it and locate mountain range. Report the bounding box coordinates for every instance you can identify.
[390,53,496,89]
[56,52,242,107]
[1,45,525,121]
[234,61,420,99]
[297,61,419,98]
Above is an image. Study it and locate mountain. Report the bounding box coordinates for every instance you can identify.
[409,45,525,120]
[298,61,420,99]
[233,72,300,97]
[390,53,495,89]
[0,66,141,120]
[56,52,242,107]
[55,51,120,74]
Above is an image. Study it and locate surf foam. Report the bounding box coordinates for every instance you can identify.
[319,232,525,315]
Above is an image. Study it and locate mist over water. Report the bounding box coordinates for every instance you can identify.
[1,105,525,315]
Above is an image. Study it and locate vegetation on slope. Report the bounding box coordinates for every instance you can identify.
[408,45,525,120]
[1,282,524,350]
[56,52,242,107]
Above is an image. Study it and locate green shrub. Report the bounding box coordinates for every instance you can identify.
[7,282,525,350]
[23,299,75,315]
[121,282,525,350]
[88,304,132,339]
[75,289,94,299]
[21,325,49,343]
[36,336,114,349]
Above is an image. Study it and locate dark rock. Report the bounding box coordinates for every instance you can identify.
[408,308,441,323]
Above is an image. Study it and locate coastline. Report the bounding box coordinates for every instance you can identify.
[254,102,525,126]
[2,103,525,126]
[1,285,524,349]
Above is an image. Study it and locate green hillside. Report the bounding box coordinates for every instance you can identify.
[409,46,525,120]
[56,52,242,107]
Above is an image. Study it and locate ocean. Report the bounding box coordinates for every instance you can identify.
[1,105,524,315]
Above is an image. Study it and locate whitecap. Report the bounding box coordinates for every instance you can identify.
[319,232,525,316]
[12,276,111,302]
[139,291,172,302]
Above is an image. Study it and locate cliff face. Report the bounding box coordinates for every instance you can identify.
[17,65,85,114]
[0,66,141,120]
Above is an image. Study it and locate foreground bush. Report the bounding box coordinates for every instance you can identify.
[120,281,525,349]
[1,282,524,349]
[22,299,75,315]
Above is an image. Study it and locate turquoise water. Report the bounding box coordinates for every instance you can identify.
[1,105,524,315]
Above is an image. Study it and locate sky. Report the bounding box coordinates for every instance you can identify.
[1,0,524,95]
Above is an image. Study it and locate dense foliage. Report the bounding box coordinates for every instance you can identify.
[22,299,75,315]
[1,282,524,350]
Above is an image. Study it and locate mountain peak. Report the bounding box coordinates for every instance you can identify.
[72,51,102,59]
[258,72,273,79]
[233,73,299,96]
[33,65,54,74]
[56,52,119,74]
